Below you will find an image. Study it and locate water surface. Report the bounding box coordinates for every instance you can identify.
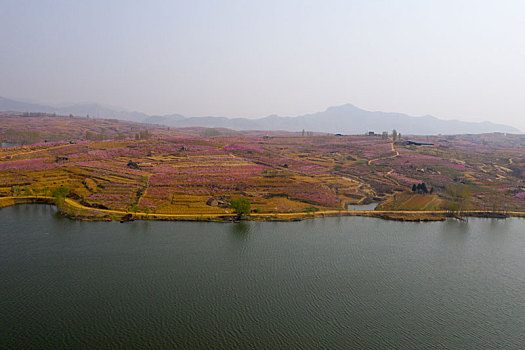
[1,205,524,349]
[347,202,378,211]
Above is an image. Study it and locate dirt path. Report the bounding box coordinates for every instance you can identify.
[367,143,401,187]
[64,198,234,218]
[135,174,152,207]
[2,143,73,158]
[368,143,400,165]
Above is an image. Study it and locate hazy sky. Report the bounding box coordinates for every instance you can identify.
[1,0,524,131]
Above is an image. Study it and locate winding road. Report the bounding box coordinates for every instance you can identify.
[368,142,400,166]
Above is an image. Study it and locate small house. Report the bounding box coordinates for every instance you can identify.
[207,198,219,207]
[206,197,228,208]
[137,162,153,168]
[127,160,140,169]
[127,160,154,169]
[406,140,434,146]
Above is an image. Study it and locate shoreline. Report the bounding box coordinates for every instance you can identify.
[1,196,524,223]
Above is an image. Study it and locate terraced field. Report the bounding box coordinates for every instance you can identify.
[1,113,524,216]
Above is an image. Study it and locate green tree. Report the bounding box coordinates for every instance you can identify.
[22,186,31,195]
[230,197,251,219]
[445,184,472,212]
[139,130,151,139]
[52,186,69,206]
[12,186,21,196]
[392,129,398,141]
[458,187,472,212]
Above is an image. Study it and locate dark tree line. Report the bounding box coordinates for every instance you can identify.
[412,182,433,194]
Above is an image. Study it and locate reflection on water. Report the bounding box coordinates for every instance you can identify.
[230,221,251,238]
[1,205,525,349]
[441,217,471,233]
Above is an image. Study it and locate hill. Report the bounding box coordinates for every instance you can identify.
[146,104,520,135]
[1,96,520,135]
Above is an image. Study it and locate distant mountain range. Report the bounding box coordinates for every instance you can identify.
[1,96,521,135]
[0,96,148,122]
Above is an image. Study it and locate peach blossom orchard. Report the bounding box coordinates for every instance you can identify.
[1,113,524,215]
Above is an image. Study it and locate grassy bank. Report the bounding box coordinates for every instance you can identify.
[1,196,524,223]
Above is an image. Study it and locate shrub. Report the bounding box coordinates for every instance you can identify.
[52,186,69,200]
[52,186,70,208]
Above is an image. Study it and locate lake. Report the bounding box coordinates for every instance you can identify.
[347,202,378,211]
[1,205,525,349]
